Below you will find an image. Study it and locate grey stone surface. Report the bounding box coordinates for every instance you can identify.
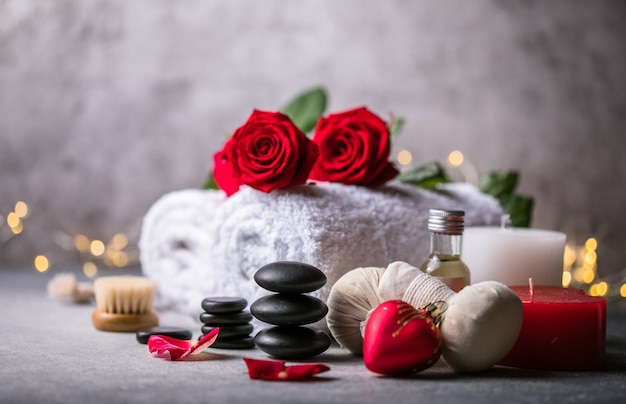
[1,266,625,403]
[0,0,625,278]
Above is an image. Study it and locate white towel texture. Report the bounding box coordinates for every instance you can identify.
[139,182,503,318]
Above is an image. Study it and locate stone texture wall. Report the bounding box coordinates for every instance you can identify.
[1,0,624,277]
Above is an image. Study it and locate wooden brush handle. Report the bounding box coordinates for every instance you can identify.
[92,309,159,332]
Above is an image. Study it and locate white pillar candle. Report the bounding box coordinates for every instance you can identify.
[461,227,566,286]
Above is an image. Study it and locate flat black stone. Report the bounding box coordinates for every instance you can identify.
[204,336,256,350]
[199,311,253,325]
[250,294,328,326]
[201,323,253,339]
[201,296,248,313]
[254,326,331,359]
[254,261,326,294]
[136,327,193,344]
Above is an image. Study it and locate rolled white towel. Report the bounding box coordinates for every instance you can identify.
[138,189,225,315]
[139,182,503,319]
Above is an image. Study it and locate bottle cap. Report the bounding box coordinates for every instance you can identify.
[427,209,465,235]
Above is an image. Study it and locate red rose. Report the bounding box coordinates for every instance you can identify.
[309,107,399,187]
[213,110,319,196]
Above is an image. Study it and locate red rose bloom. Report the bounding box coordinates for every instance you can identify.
[309,107,399,187]
[213,110,319,196]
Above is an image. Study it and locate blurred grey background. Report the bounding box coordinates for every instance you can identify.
[1,0,625,278]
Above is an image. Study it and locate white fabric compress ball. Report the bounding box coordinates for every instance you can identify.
[439,281,523,373]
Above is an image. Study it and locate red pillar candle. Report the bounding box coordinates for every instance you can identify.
[498,285,606,371]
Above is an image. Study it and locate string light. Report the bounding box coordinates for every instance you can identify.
[562,237,626,300]
[448,150,464,167]
[445,150,479,184]
[34,255,49,273]
[83,262,98,278]
[1,203,29,240]
[7,212,20,228]
[74,235,90,253]
[90,240,106,257]
[15,201,28,218]
[397,150,413,166]
[3,199,140,276]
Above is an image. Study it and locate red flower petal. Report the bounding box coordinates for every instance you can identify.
[243,357,330,381]
[148,328,219,361]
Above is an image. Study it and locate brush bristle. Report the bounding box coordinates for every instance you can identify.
[47,273,78,298]
[94,276,156,314]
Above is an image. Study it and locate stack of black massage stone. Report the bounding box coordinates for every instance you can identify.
[199,296,255,349]
[250,261,332,359]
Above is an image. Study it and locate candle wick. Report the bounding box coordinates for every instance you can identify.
[501,214,511,229]
[529,278,534,299]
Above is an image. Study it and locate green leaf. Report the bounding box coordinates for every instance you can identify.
[388,116,405,141]
[203,171,219,190]
[281,86,328,134]
[499,194,534,227]
[395,161,451,190]
[477,171,519,198]
[478,170,533,227]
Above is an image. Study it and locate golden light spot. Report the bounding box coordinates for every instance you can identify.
[597,281,608,296]
[111,233,128,250]
[34,255,49,272]
[7,212,20,228]
[90,240,106,257]
[447,150,464,167]
[561,271,571,288]
[620,284,626,298]
[10,222,23,234]
[573,267,585,283]
[14,201,28,218]
[582,268,595,284]
[590,282,608,297]
[113,251,129,267]
[584,251,597,266]
[74,234,90,253]
[83,262,97,278]
[397,150,412,166]
[104,252,115,267]
[585,238,597,251]
[563,245,577,268]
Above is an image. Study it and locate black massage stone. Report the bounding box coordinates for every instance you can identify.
[201,296,248,314]
[254,261,326,294]
[201,323,254,339]
[250,294,328,326]
[199,311,253,325]
[206,336,256,350]
[136,327,193,344]
[254,326,331,359]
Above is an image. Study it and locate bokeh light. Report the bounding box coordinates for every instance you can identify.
[397,150,412,166]
[7,212,20,228]
[74,235,90,253]
[34,255,49,273]
[83,262,98,278]
[447,150,464,167]
[90,240,105,257]
[111,233,128,250]
[14,201,28,218]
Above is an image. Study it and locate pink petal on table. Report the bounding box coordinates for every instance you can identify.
[243,357,330,381]
[148,328,219,361]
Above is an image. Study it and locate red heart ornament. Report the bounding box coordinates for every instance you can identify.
[363,300,442,375]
